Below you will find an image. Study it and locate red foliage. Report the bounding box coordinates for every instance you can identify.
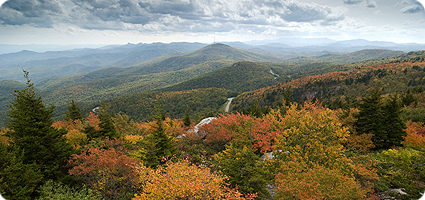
[69,147,142,199]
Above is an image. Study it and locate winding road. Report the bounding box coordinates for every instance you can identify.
[225,97,235,112]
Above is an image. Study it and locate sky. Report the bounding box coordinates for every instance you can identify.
[0,0,424,45]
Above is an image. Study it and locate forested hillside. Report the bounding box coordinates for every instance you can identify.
[105,88,238,122]
[231,51,425,115]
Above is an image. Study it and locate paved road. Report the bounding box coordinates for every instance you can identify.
[225,97,235,112]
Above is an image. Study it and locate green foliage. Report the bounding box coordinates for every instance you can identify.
[5,71,74,183]
[382,94,407,148]
[138,106,177,168]
[106,88,237,122]
[36,180,101,200]
[355,87,406,150]
[0,143,42,200]
[65,99,83,121]
[354,85,387,149]
[372,148,425,199]
[161,61,290,93]
[214,141,271,198]
[97,104,119,139]
[183,106,191,127]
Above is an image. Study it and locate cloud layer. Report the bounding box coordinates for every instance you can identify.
[0,0,348,32]
[0,0,424,44]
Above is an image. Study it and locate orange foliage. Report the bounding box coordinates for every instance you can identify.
[69,147,142,199]
[133,160,256,200]
[85,112,101,130]
[346,133,375,153]
[403,121,425,150]
[203,113,277,153]
[52,119,87,149]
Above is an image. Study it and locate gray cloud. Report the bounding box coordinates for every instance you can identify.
[365,0,377,8]
[343,0,377,8]
[0,0,63,27]
[401,5,424,13]
[0,0,347,32]
[396,0,424,13]
[343,0,363,5]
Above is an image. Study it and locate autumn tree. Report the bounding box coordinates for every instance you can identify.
[69,147,142,200]
[264,102,376,199]
[5,71,74,185]
[133,160,256,200]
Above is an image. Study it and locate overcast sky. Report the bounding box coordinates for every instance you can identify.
[0,0,424,45]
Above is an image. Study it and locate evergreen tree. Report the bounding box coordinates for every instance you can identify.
[214,141,271,198]
[355,85,387,149]
[382,93,407,149]
[355,85,406,149]
[65,99,83,121]
[183,106,191,127]
[0,143,42,200]
[5,71,74,187]
[284,86,292,107]
[97,103,118,139]
[140,106,176,168]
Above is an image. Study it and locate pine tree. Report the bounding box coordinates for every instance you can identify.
[97,103,118,139]
[383,93,407,149]
[284,86,292,107]
[140,106,176,168]
[0,143,42,200]
[355,85,406,150]
[183,106,191,127]
[5,71,74,186]
[355,85,387,149]
[65,99,83,121]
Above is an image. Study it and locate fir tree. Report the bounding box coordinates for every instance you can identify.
[140,106,176,168]
[97,103,118,139]
[5,70,74,187]
[355,85,387,149]
[183,106,191,127]
[355,85,406,149]
[0,143,42,200]
[65,99,83,121]
[383,93,407,148]
[284,86,292,107]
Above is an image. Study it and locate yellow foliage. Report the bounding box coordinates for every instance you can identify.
[0,128,10,145]
[133,160,255,200]
[124,134,144,145]
[65,129,87,149]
